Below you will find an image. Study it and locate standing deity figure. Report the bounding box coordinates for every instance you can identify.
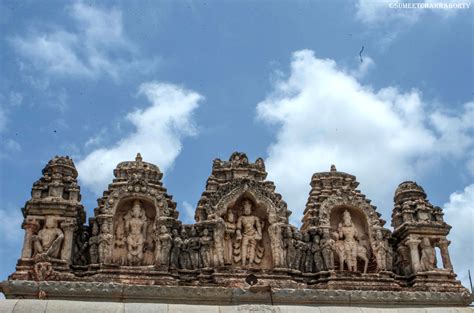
[337,210,359,271]
[284,227,296,269]
[32,216,64,259]
[293,232,305,271]
[170,229,183,269]
[125,200,148,265]
[372,230,387,272]
[211,214,225,267]
[180,227,192,269]
[188,227,201,269]
[200,228,213,268]
[89,221,99,264]
[235,200,263,267]
[113,218,127,265]
[303,233,313,273]
[98,222,113,263]
[157,226,172,267]
[320,229,335,270]
[420,237,436,271]
[312,234,325,272]
[268,213,286,268]
[224,210,236,265]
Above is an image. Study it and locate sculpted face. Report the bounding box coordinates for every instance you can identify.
[160,225,167,234]
[243,200,253,215]
[132,201,142,218]
[45,216,57,229]
[227,210,234,222]
[343,211,352,226]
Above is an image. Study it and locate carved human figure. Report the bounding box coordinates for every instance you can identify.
[89,221,99,264]
[125,200,148,265]
[73,229,89,265]
[179,227,191,269]
[200,228,213,268]
[320,229,335,270]
[312,234,325,272]
[293,232,305,271]
[113,218,127,265]
[188,227,201,269]
[420,237,436,271]
[235,200,262,266]
[32,216,64,259]
[284,227,296,269]
[337,210,359,271]
[211,214,225,267]
[372,230,387,272]
[170,229,182,269]
[268,213,285,268]
[303,233,313,273]
[98,222,113,263]
[157,226,172,267]
[224,210,236,265]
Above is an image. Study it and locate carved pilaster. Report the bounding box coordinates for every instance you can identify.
[438,239,453,271]
[21,220,39,259]
[406,238,421,274]
[60,221,77,262]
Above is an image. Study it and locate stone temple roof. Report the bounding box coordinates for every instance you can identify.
[113,153,163,184]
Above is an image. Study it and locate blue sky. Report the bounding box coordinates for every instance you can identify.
[0,0,473,290]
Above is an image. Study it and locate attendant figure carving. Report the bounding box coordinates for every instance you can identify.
[224,210,236,265]
[268,213,285,268]
[113,218,127,265]
[303,233,313,273]
[170,229,182,269]
[312,234,325,272]
[235,200,263,267]
[420,237,436,271]
[200,228,212,268]
[321,229,335,270]
[293,232,305,271]
[284,227,296,269]
[32,216,64,259]
[372,230,387,272]
[125,200,148,265]
[98,223,113,263]
[211,214,225,267]
[188,227,201,269]
[157,225,172,267]
[89,221,99,264]
[180,227,191,269]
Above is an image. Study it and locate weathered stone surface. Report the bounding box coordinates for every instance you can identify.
[1,153,471,307]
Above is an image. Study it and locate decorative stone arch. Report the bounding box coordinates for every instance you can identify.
[214,184,278,221]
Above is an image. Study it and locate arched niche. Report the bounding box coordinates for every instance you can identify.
[329,205,370,242]
[111,197,157,266]
[215,187,278,270]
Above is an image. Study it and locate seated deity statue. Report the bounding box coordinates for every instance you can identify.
[32,216,64,259]
[125,200,148,265]
[235,200,263,267]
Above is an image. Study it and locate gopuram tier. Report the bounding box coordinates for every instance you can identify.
[1,153,471,306]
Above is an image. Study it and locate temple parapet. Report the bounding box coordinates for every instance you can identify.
[1,153,470,305]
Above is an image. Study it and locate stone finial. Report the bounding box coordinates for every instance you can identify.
[135,153,143,162]
[330,165,337,172]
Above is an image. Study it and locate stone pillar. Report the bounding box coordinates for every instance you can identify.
[60,221,77,262]
[21,220,39,259]
[438,239,453,270]
[406,238,421,274]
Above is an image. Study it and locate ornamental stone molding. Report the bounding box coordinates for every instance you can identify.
[1,152,471,307]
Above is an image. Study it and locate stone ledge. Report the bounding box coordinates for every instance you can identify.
[0,300,473,313]
[1,280,472,307]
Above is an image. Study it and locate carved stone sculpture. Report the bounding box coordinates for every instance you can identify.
[180,227,192,270]
[125,200,148,265]
[284,227,296,269]
[312,234,325,272]
[88,221,99,264]
[170,229,183,269]
[32,216,64,259]
[98,222,113,263]
[268,213,285,268]
[235,200,263,267]
[157,225,172,267]
[372,230,387,272]
[321,229,335,270]
[211,214,226,267]
[200,228,213,268]
[293,232,305,271]
[303,233,313,273]
[420,237,436,271]
[113,218,127,265]
[188,227,201,269]
[224,210,236,265]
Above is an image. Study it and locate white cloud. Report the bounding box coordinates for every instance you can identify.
[443,184,474,289]
[77,82,203,194]
[10,2,157,81]
[181,201,196,224]
[257,50,473,225]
